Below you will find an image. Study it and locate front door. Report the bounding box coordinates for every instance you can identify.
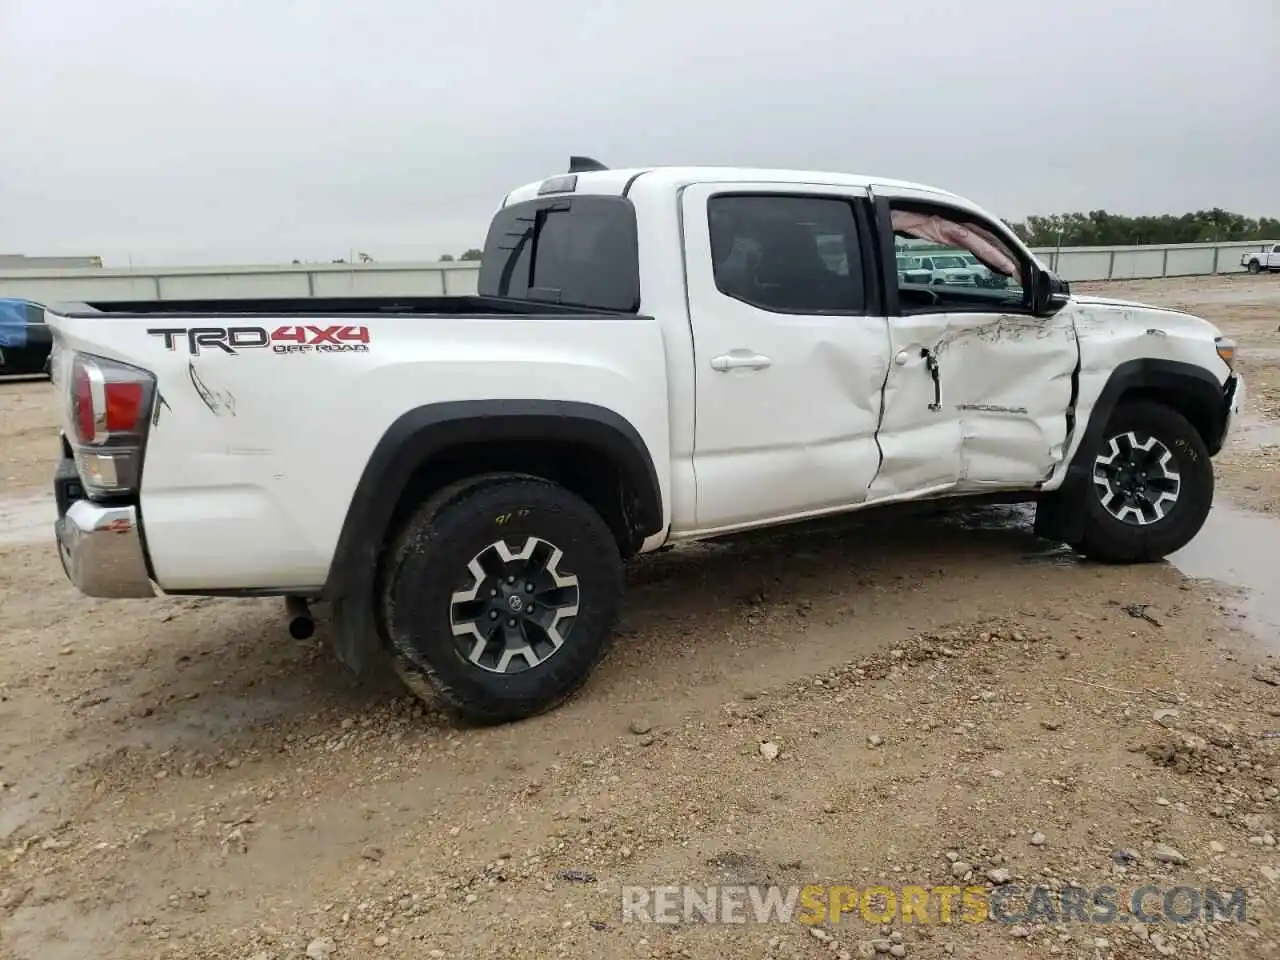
[680,183,892,532]
[867,188,1077,501]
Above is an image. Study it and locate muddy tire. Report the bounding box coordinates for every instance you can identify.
[1071,400,1213,564]
[380,474,623,725]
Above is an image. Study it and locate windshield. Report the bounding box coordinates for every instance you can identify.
[931,256,966,269]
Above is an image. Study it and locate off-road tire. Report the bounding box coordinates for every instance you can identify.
[380,474,623,725]
[1072,400,1214,563]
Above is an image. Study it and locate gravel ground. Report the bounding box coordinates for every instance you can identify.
[2,275,1279,960]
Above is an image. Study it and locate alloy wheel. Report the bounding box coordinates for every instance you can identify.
[1092,430,1181,526]
[449,536,580,674]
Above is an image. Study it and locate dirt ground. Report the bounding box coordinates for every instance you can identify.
[2,275,1280,960]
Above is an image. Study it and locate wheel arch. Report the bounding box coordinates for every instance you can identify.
[1082,358,1229,460]
[1036,358,1229,544]
[321,399,664,674]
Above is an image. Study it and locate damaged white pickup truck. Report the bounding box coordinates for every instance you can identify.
[46,159,1243,723]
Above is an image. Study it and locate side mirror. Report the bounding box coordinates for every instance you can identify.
[1032,268,1070,315]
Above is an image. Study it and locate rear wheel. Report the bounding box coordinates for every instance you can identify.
[1071,400,1213,563]
[1247,260,1262,275]
[380,475,623,724]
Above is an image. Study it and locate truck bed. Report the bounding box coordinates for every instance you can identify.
[44,293,671,593]
[50,295,626,319]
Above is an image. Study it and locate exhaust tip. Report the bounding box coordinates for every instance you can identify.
[284,595,315,641]
[288,616,315,641]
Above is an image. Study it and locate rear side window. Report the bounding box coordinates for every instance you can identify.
[708,195,866,314]
[478,196,640,312]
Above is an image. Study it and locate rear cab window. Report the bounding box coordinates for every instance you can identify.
[478,195,641,313]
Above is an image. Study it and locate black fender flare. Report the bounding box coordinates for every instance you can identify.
[1035,357,1231,542]
[324,399,663,598]
[322,399,663,675]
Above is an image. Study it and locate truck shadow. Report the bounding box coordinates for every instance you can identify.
[627,501,1054,590]
[52,503,1053,748]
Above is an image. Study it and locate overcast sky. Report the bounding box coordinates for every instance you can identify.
[1,0,1276,266]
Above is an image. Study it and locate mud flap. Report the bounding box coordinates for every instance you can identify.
[329,594,384,679]
[1033,476,1087,545]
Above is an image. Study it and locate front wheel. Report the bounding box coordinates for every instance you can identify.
[380,475,624,724]
[1071,400,1214,563]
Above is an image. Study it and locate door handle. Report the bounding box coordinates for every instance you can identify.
[710,351,773,372]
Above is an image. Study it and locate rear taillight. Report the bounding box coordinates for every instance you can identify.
[66,353,156,498]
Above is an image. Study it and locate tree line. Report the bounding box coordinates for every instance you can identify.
[1002,209,1280,248]
[438,249,482,262]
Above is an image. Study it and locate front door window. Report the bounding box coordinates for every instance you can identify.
[890,204,1028,312]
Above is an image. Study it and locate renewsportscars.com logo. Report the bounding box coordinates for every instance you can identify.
[147,325,370,356]
[619,883,1251,927]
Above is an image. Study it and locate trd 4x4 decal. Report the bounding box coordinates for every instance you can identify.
[147,325,371,356]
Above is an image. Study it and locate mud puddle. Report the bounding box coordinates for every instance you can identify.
[0,492,53,546]
[936,500,1280,648]
[1169,500,1280,648]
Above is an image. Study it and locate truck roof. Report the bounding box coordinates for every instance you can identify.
[502,165,971,208]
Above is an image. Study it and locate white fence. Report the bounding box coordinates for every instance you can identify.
[0,240,1272,304]
[1030,240,1273,284]
[0,261,482,304]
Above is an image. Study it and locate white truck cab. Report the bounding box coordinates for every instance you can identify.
[44,158,1243,723]
[1241,243,1280,274]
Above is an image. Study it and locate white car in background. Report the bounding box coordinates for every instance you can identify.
[1241,244,1280,275]
[896,254,932,285]
[957,252,1014,288]
[922,253,981,285]
[898,253,981,286]
[959,252,992,282]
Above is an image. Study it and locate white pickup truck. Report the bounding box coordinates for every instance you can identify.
[1241,244,1280,274]
[46,158,1243,724]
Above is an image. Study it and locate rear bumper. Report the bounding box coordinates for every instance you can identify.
[54,463,154,599]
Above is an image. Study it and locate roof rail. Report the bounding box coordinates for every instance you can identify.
[568,156,609,173]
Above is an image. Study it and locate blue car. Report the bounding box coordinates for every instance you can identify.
[0,299,53,377]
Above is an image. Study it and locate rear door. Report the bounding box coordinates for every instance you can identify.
[680,182,892,532]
